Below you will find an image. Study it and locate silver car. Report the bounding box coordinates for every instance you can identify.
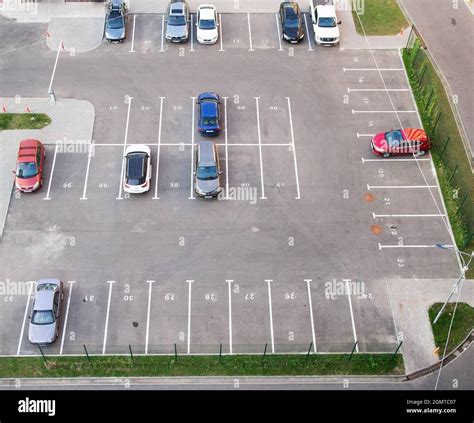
[194,141,223,198]
[105,0,127,43]
[165,1,190,43]
[28,279,64,345]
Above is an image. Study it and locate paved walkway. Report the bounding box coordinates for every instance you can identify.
[399,0,474,160]
[46,17,105,52]
[0,98,94,237]
[387,278,474,374]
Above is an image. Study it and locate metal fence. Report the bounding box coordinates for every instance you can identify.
[405,27,474,250]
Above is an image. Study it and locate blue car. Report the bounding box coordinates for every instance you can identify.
[197,92,221,136]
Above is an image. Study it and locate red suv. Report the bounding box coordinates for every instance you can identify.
[14,139,45,192]
[371,128,430,158]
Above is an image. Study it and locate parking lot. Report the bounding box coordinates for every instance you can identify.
[0,13,459,357]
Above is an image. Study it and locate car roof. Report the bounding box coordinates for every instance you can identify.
[170,1,185,14]
[18,140,39,163]
[126,153,146,177]
[33,280,60,311]
[197,141,216,164]
[199,6,215,20]
[316,5,337,18]
[201,101,218,117]
[282,2,299,13]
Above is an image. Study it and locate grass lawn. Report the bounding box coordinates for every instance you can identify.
[0,354,404,378]
[429,303,474,355]
[352,0,409,36]
[0,113,51,130]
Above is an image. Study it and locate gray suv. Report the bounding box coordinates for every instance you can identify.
[165,1,190,43]
[194,141,223,198]
[28,279,64,345]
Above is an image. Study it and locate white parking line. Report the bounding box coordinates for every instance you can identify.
[303,14,313,51]
[343,67,404,72]
[362,157,430,163]
[254,97,266,200]
[379,243,453,250]
[275,13,283,51]
[219,13,224,52]
[60,280,75,355]
[223,96,229,199]
[116,96,133,200]
[153,97,165,200]
[17,281,34,355]
[373,213,446,218]
[305,279,317,353]
[352,109,417,114]
[226,279,233,354]
[189,97,196,200]
[129,14,136,53]
[186,280,194,354]
[348,88,410,92]
[357,133,375,138]
[43,144,58,200]
[102,280,115,355]
[189,14,195,52]
[247,13,254,52]
[266,279,275,354]
[286,97,301,200]
[92,142,293,147]
[345,279,359,353]
[48,40,63,94]
[367,184,437,190]
[80,142,94,200]
[145,280,155,355]
[160,14,165,53]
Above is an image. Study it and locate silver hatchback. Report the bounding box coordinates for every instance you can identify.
[28,279,64,345]
[194,141,223,198]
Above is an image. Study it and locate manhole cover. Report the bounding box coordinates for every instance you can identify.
[371,224,382,235]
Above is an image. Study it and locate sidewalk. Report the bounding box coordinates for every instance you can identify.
[387,278,474,374]
[0,98,94,237]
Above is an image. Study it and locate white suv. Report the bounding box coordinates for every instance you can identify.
[309,1,341,46]
[196,4,218,44]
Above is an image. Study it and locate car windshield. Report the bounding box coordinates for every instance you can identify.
[168,15,186,25]
[31,310,55,325]
[37,283,58,292]
[107,11,124,29]
[201,116,217,126]
[197,166,218,180]
[318,17,336,28]
[16,162,38,178]
[199,19,216,29]
[126,154,147,185]
[385,130,404,147]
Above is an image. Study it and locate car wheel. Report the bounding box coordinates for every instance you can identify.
[40,178,44,187]
[417,150,426,156]
[383,153,391,158]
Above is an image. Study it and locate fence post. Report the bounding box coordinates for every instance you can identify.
[406,25,414,49]
[463,233,473,249]
[424,87,435,113]
[432,110,441,134]
[129,344,134,361]
[305,342,313,363]
[455,193,468,216]
[439,137,450,159]
[219,343,222,362]
[448,164,459,185]
[392,341,403,360]
[418,62,427,86]
[83,345,91,363]
[411,43,421,67]
[38,345,47,363]
[262,343,268,366]
[174,343,178,362]
[348,341,358,362]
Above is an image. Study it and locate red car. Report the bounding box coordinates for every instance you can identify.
[371,128,430,158]
[14,139,45,192]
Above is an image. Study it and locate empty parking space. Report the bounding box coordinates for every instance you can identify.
[190,283,228,353]
[219,13,249,50]
[156,145,191,200]
[225,97,258,145]
[231,282,271,353]
[248,13,280,51]
[131,14,163,54]
[226,146,262,200]
[271,282,313,353]
[147,283,188,354]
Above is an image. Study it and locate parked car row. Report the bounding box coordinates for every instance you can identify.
[104,1,342,46]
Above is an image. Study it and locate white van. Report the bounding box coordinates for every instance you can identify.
[309,1,341,46]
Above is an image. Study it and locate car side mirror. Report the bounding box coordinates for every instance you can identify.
[337,21,342,25]
[12,170,16,175]
[28,315,31,319]
[219,170,223,175]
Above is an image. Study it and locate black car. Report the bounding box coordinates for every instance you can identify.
[279,2,304,43]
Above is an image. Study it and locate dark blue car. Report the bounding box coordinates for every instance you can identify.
[197,92,221,136]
